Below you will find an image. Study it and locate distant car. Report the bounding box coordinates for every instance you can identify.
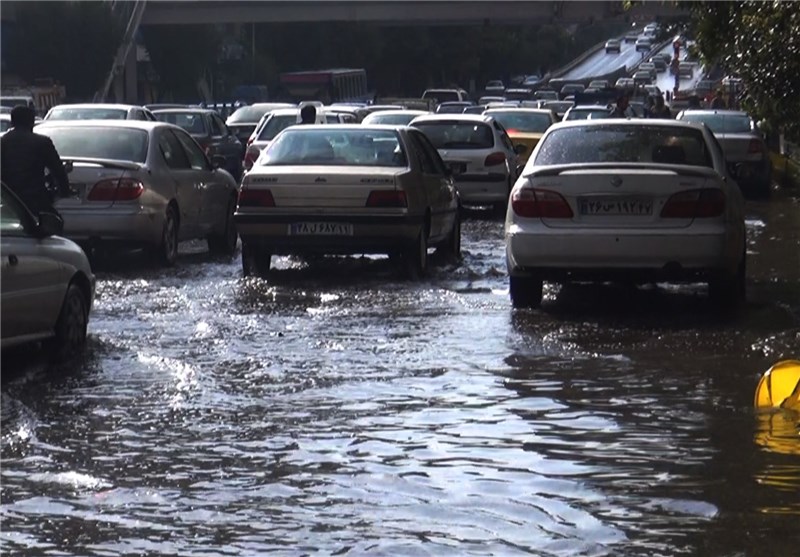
[361,109,429,126]
[560,83,585,99]
[422,88,470,104]
[504,88,535,101]
[624,31,639,43]
[649,57,668,73]
[540,100,574,121]
[43,103,157,122]
[644,85,663,99]
[506,119,746,309]
[234,125,461,278]
[635,37,652,52]
[533,89,559,102]
[484,80,506,95]
[478,96,507,105]
[1,183,95,360]
[639,62,657,79]
[409,113,525,211]
[463,105,489,115]
[675,109,772,198]
[694,80,716,98]
[588,80,610,90]
[483,108,555,164]
[225,102,296,146]
[153,108,244,182]
[632,71,653,85]
[615,77,636,91]
[678,62,695,79]
[436,101,475,114]
[563,105,613,121]
[522,75,543,87]
[35,120,240,265]
[144,103,192,111]
[605,39,621,53]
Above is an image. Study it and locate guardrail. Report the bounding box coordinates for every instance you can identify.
[548,38,610,81]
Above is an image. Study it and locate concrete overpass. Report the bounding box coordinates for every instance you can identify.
[140,1,684,26]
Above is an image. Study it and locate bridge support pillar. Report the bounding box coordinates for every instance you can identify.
[112,47,138,104]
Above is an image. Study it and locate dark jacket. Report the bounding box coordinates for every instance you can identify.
[1,127,70,215]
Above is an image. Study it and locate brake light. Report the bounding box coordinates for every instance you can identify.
[87,178,144,201]
[484,152,506,167]
[748,138,763,154]
[238,188,275,207]
[247,137,254,146]
[661,189,725,218]
[244,150,258,170]
[511,188,573,218]
[366,190,407,208]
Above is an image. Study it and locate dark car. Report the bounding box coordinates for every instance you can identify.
[153,108,244,182]
[225,103,296,147]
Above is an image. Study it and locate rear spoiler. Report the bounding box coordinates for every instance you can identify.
[523,162,720,180]
[61,157,144,171]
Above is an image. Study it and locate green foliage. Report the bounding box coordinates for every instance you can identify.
[683,1,800,141]
[3,1,123,100]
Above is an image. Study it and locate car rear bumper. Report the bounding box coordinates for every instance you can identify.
[58,206,162,245]
[235,212,424,255]
[506,226,737,281]
[454,173,509,203]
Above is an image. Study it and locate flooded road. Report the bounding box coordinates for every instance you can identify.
[2,189,799,556]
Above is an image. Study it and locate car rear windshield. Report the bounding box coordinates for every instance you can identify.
[422,90,460,103]
[227,105,272,123]
[364,113,418,126]
[47,107,128,120]
[39,127,149,163]
[259,128,407,167]
[257,114,299,141]
[487,111,552,133]
[535,125,713,168]
[679,113,753,134]
[411,121,494,149]
[154,112,208,134]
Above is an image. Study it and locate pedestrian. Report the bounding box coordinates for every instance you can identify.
[609,92,635,118]
[710,89,727,110]
[650,95,672,118]
[300,104,317,124]
[0,105,71,216]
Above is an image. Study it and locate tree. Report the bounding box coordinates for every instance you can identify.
[3,1,123,100]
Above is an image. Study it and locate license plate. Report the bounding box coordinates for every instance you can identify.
[289,222,354,236]
[579,197,653,216]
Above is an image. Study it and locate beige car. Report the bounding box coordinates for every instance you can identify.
[1,183,95,360]
[36,120,240,265]
[234,125,461,278]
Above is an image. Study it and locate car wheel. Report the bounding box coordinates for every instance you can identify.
[52,283,88,361]
[510,275,543,308]
[438,209,461,261]
[241,241,271,278]
[208,197,238,256]
[152,205,179,266]
[709,250,746,308]
[404,229,428,279]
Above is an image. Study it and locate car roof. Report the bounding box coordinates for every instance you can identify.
[365,110,428,117]
[151,108,217,114]
[484,108,553,115]
[35,119,168,131]
[549,118,707,131]
[677,109,751,117]
[48,103,141,111]
[408,113,492,124]
[277,124,406,132]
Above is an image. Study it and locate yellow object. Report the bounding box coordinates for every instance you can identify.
[754,360,800,411]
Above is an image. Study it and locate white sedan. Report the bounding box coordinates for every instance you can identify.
[234,125,461,278]
[1,184,95,360]
[505,119,746,308]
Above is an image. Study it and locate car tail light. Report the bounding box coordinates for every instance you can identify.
[511,188,573,218]
[247,137,254,146]
[238,188,275,207]
[366,190,407,208]
[748,138,763,154]
[244,150,258,170]
[484,152,506,167]
[661,189,725,218]
[87,178,144,201]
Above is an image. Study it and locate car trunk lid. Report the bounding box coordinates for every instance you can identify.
[55,158,144,210]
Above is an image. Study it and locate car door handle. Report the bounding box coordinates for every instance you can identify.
[8,254,18,266]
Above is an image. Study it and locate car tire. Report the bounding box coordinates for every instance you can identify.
[404,229,428,279]
[241,241,271,278]
[509,275,543,308]
[709,250,746,309]
[52,283,88,361]
[437,209,461,262]
[208,197,238,256]
[151,205,179,267]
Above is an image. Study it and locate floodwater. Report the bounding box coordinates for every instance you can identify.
[2,189,799,556]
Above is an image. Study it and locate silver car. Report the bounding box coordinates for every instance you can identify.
[1,184,95,360]
[43,103,157,121]
[35,120,239,265]
[234,125,460,278]
[361,110,429,126]
[675,109,772,198]
[506,119,746,309]
[409,113,524,211]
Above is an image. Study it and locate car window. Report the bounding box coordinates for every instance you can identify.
[158,129,191,169]
[412,130,449,175]
[155,111,208,135]
[411,121,494,150]
[257,114,298,141]
[46,107,128,120]
[0,188,30,235]
[144,109,157,121]
[212,114,229,136]
[678,113,753,134]
[535,124,714,168]
[209,115,224,137]
[406,131,437,174]
[40,126,149,163]
[173,129,209,170]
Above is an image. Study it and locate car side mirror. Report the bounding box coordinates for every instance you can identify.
[514,144,527,155]
[211,154,226,169]
[37,212,64,237]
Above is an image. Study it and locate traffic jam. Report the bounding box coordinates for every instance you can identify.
[1,17,799,557]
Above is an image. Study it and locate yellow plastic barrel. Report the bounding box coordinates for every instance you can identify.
[754,360,800,411]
